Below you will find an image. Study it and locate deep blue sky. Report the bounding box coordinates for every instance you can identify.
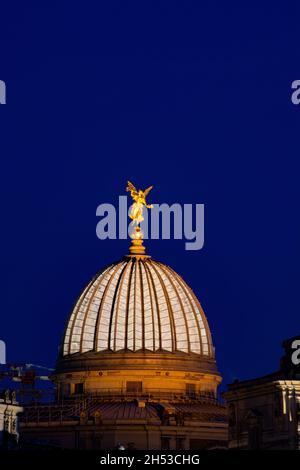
[1,2,299,388]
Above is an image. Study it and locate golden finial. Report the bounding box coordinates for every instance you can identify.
[126,181,153,257]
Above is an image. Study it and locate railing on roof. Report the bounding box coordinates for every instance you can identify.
[20,388,226,425]
[75,388,223,404]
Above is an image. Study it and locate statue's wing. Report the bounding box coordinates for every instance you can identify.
[126,181,138,194]
[143,185,153,197]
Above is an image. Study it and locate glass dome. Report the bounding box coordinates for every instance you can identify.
[62,257,214,358]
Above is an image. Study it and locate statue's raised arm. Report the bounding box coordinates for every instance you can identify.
[126,181,154,226]
[126,181,139,201]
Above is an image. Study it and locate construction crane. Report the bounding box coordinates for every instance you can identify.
[0,363,55,404]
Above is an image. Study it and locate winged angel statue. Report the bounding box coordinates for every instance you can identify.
[126,181,153,226]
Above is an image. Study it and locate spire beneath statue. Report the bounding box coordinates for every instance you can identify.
[126,181,153,257]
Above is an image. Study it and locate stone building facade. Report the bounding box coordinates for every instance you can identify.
[224,335,300,449]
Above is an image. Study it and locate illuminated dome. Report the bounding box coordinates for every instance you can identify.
[56,238,221,400]
[23,187,227,451]
[62,257,214,358]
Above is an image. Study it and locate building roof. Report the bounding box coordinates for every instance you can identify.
[21,399,227,425]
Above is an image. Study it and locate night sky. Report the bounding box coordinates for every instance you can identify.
[1,2,300,389]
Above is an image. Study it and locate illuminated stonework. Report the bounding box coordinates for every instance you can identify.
[20,184,227,451]
[63,257,213,357]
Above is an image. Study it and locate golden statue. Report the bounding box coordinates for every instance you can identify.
[126,181,154,256]
[126,181,153,226]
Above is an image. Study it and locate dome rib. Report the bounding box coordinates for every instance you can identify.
[79,265,114,353]
[138,260,146,350]
[147,260,177,352]
[111,259,131,351]
[65,266,111,355]
[82,264,116,353]
[124,259,135,350]
[142,260,162,351]
[186,282,213,356]
[93,262,124,351]
[155,262,190,354]
[66,276,95,355]
[183,279,213,356]
[108,261,128,351]
[133,260,138,350]
[160,263,203,355]
[140,261,155,351]
[162,262,212,356]
[127,261,137,350]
